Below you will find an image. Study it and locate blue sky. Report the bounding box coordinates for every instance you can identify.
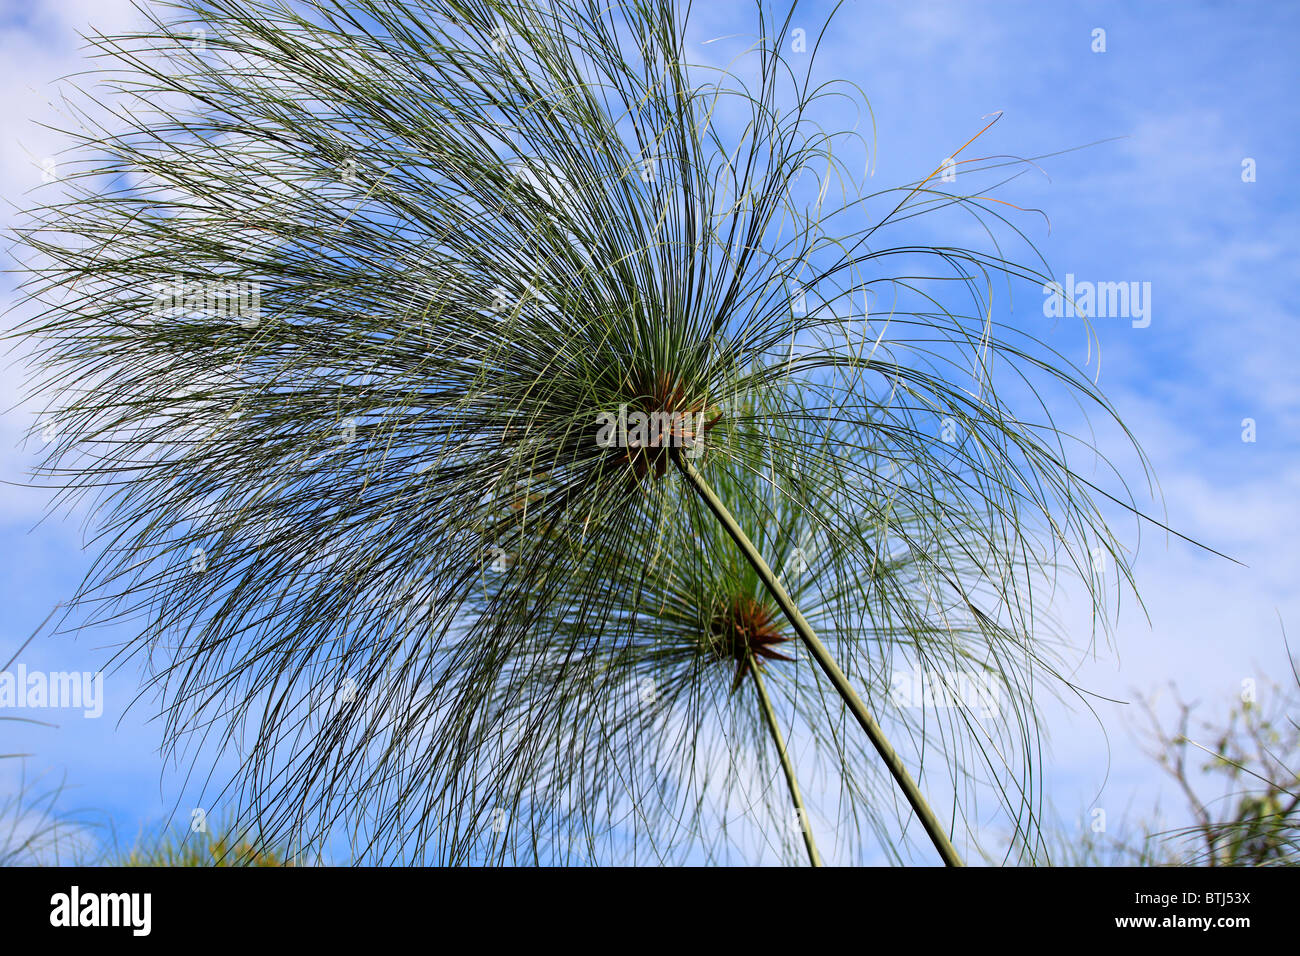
[2,0,1298,863]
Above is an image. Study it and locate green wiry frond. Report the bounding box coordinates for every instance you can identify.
[416,413,1070,864]
[10,0,1159,864]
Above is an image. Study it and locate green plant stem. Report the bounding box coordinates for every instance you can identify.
[749,652,822,866]
[673,451,964,867]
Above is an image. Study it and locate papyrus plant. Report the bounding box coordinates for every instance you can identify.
[433,408,1068,865]
[10,0,1166,864]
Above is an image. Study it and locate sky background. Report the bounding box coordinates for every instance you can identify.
[2,0,1298,863]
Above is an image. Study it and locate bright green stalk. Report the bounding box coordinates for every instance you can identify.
[674,451,964,867]
[748,651,821,867]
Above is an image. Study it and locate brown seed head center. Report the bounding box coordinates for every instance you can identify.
[707,594,793,691]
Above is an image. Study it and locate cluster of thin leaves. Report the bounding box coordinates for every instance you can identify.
[10,0,1158,863]
[422,407,1072,864]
